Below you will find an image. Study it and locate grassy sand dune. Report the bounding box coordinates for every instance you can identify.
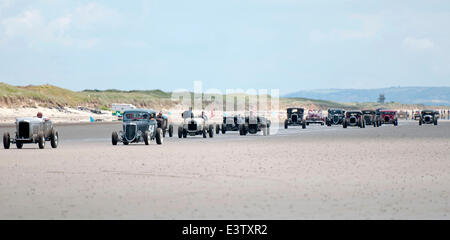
[0,82,434,111]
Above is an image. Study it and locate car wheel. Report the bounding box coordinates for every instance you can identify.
[155,128,163,145]
[239,125,244,136]
[112,131,119,145]
[203,129,207,138]
[168,124,173,137]
[16,141,23,149]
[284,120,288,129]
[209,125,214,138]
[216,124,220,135]
[178,126,183,138]
[144,130,150,145]
[183,129,187,138]
[38,133,45,149]
[50,129,59,148]
[3,132,10,149]
[162,129,166,138]
[222,124,226,134]
[123,141,129,145]
[302,121,306,129]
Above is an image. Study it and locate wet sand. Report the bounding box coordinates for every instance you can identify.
[0,121,449,219]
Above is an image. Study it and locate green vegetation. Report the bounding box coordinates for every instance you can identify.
[0,82,428,110]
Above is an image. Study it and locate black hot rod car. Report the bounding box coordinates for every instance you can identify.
[111,109,163,145]
[284,108,306,129]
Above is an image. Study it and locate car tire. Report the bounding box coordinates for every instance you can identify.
[221,124,226,134]
[3,132,10,149]
[112,131,118,145]
[203,129,207,138]
[178,126,183,138]
[209,125,214,138]
[168,124,173,137]
[216,124,220,135]
[155,128,163,145]
[16,141,23,149]
[284,120,288,129]
[144,130,150,145]
[38,133,45,149]
[50,129,59,148]
[183,129,187,138]
[302,121,306,129]
[123,141,129,145]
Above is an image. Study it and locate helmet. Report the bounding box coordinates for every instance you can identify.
[37,112,43,118]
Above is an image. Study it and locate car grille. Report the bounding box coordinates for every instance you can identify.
[188,122,197,131]
[384,116,390,122]
[18,122,30,138]
[125,124,136,140]
[333,115,339,123]
[349,117,356,124]
[292,115,298,122]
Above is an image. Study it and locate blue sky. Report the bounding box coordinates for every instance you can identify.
[0,0,449,94]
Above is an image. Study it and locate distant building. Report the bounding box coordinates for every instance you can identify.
[378,94,385,104]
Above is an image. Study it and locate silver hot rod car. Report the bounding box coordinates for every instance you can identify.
[178,111,215,138]
[111,109,163,145]
[3,116,59,149]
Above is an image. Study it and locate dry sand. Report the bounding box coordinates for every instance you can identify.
[0,121,449,219]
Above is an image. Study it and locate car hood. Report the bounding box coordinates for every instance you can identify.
[184,118,205,124]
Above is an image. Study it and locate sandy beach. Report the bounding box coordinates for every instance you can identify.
[1,120,449,219]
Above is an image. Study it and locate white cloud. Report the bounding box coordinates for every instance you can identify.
[402,37,434,49]
[309,13,382,42]
[0,2,119,49]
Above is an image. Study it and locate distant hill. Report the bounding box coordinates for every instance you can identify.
[284,87,450,106]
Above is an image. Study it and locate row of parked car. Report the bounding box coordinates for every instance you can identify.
[284,108,439,129]
[2,107,440,149]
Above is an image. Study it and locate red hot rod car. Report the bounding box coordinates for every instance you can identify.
[380,110,398,126]
[305,110,325,126]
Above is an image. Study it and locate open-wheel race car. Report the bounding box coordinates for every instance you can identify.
[239,113,271,136]
[3,116,59,149]
[343,110,365,128]
[419,110,438,126]
[362,109,379,127]
[111,109,163,145]
[217,114,244,134]
[284,108,306,129]
[156,113,174,137]
[305,109,325,126]
[326,109,345,126]
[178,111,214,138]
[380,109,398,126]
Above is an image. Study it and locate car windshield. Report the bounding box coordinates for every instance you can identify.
[124,112,150,121]
[362,111,374,114]
[329,110,342,114]
[381,111,394,115]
